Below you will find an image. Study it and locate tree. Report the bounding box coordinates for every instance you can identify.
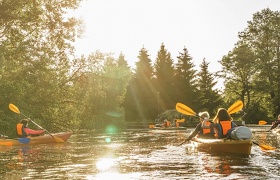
[0,0,82,135]
[219,43,256,105]
[197,58,222,115]
[154,43,175,111]
[174,47,198,110]
[238,8,280,117]
[124,47,155,121]
[72,51,131,130]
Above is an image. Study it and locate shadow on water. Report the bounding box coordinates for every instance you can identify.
[0,128,279,179]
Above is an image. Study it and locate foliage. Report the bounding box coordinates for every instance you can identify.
[72,52,131,130]
[220,8,280,122]
[154,43,175,110]
[124,47,156,122]
[197,58,223,116]
[174,47,199,110]
[0,0,82,135]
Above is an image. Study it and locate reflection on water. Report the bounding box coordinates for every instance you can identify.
[0,128,279,179]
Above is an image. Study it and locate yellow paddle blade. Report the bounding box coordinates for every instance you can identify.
[253,141,276,150]
[258,120,267,125]
[227,100,243,114]
[259,144,276,150]
[9,103,20,114]
[149,125,155,128]
[54,136,65,143]
[176,103,196,116]
[176,119,185,123]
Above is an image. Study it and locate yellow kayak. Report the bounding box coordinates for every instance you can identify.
[191,138,252,156]
[0,132,72,146]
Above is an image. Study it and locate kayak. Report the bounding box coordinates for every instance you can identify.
[0,132,72,146]
[150,126,186,130]
[191,138,252,156]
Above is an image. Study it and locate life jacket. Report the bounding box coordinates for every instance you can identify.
[166,121,171,127]
[162,120,171,127]
[202,121,212,134]
[199,121,215,139]
[216,120,235,138]
[16,123,27,137]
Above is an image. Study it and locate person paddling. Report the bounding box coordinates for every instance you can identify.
[213,108,237,139]
[268,114,280,131]
[16,119,45,137]
[185,111,216,141]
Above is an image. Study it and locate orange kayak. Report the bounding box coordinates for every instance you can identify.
[0,132,72,146]
[191,138,252,156]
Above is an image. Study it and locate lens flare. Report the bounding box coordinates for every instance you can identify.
[105,125,118,134]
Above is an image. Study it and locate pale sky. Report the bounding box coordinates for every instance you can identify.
[72,0,280,87]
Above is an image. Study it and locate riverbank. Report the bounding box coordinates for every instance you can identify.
[125,121,272,129]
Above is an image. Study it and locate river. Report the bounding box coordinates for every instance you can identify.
[0,127,279,180]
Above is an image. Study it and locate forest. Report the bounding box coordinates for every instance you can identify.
[1,1,280,136]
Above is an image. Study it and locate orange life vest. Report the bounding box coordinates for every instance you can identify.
[202,121,211,134]
[16,123,27,137]
[164,121,171,127]
[216,120,234,138]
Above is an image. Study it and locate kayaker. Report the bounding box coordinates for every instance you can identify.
[172,119,179,127]
[269,114,280,131]
[213,108,237,139]
[185,111,216,141]
[162,119,171,128]
[16,119,45,137]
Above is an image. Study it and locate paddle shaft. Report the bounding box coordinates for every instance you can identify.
[19,112,56,139]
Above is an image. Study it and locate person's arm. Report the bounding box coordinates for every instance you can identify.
[24,128,45,135]
[270,120,280,131]
[186,123,201,140]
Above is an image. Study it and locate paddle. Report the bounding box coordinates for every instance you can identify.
[149,124,155,128]
[227,100,243,114]
[252,141,276,150]
[9,103,65,143]
[176,103,197,117]
[267,121,279,131]
[258,120,267,125]
[176,100,244,117]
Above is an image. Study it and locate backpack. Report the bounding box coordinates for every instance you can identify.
[228,126,252,140]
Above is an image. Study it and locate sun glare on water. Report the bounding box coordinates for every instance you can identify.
[85,157,141,180]
[96,158,115,171]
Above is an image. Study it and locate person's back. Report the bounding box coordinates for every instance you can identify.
[198,111,216,139]
[186,111,216,140]
[213,108,237,139]
[16,119,28,137]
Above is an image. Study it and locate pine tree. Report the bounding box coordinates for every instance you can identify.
[197,58,222,115]
[174,47,198,110]
[124,47,155,121]
[154,43,175,111]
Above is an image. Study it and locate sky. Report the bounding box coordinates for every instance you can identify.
[71,0,280,88]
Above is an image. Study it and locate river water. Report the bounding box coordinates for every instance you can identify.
[0,127,279,180]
